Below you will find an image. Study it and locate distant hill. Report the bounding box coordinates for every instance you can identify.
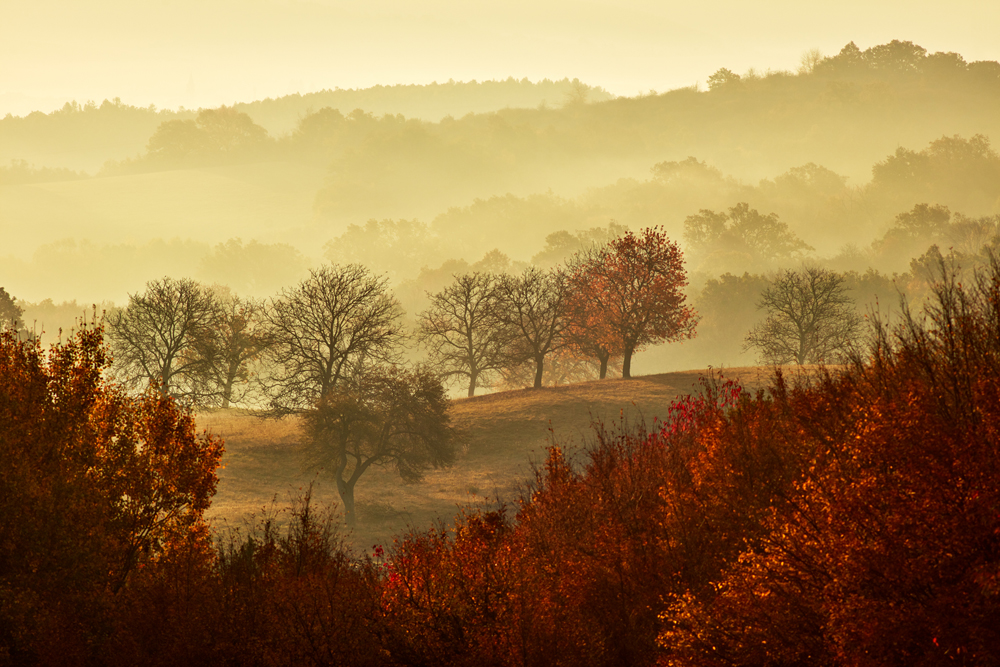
[0,79,612,172]
[232,78,614,136]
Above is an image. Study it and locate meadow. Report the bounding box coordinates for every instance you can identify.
[200,366,776,550]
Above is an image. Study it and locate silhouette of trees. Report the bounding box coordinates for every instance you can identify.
[107,277,222,402]
[195,291,271,408]
[495,267,570,389]
[530,222,626,269]
[145,106,270,165]
[417,272,517,397]
[0,287,25,333]
[145,119,206,162]
[567,227,697,378]
[325,219,439,283]
[302,366,453,527]
[684,202,813,271]
[197,238,308,297]
[262,264,405,414]
[707,68,742,90]
[869,134,1000,215]
[745,266,862,364]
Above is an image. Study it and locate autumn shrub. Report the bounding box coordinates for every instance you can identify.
[660,257,1000,666]
[0,322,223,665]
[382,255,1000,667]
[379,377,802,667]
[380,508,528,667]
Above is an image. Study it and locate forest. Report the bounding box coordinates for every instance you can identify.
[2,38,1000,665]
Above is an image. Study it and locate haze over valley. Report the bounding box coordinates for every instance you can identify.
[5,3,1000,664]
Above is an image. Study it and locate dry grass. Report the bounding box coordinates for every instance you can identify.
[200,366,787,552]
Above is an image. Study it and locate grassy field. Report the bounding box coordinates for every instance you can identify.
[199,367,779,553]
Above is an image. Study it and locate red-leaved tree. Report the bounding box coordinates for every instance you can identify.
[566,227,698,378]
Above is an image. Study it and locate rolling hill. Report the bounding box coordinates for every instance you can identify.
[200,367,779,550]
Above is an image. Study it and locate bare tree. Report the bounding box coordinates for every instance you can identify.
[302,365,454,527]
[195,290,271,408]
[417,272,517,397]
[106,277,221,402]
[262,264,405,414]
[495,267,569,389]
[745,267,862,365]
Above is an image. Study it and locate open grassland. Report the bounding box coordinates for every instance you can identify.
[200,366,782,552]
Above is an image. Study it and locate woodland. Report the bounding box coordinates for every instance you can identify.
[1,39,1000,665]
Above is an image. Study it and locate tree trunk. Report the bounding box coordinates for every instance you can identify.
[468,370,478,398]
[623,348,634,379]
[534,357,545,389]
[336,477,357,528]
[598,352,609,380]
[222,376,234,409]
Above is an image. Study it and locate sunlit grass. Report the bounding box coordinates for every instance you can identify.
[199,367,781,551]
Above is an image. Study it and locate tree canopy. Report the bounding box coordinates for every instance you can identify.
[262,264,405,414]
[0,321,222,661]
[567,227,698,377]
[745,266,862,365]
[302,365,454,526]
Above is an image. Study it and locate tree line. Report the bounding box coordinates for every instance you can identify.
[103,227,697,410]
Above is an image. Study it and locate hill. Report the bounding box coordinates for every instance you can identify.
[201,367,777,549]
[0,79,612,173]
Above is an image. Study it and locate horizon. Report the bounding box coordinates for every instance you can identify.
[4,0,1000,117]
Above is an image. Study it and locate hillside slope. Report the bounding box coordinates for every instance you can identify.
[201,367,775,549]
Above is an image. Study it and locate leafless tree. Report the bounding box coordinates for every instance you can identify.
[106,277,221,402]
[745,267,862,365]
[302,365,454,527]
[495,267,569,389]
[417,272,518,397]
[194,290,271,408]
[261,264,405,414]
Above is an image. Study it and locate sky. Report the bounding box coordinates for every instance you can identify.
[3,0,1000,116]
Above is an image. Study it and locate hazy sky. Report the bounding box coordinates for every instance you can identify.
[3,0,999,116]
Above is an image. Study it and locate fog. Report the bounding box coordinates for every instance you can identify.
[3,3,1000,374]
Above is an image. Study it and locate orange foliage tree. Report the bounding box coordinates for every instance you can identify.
[565,227,698,378]
[0,320,223,663]
[660,258,1000,666]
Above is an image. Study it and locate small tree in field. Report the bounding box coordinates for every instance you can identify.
[495,267,569,389]
[195,291,271,408]
[567,227,697,378]
[564,248,622,379]
[745,266,862,365]
[417,272,517,397]
[302,366,454,527]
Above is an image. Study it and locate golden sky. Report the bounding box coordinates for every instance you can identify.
[3,0,999,115]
